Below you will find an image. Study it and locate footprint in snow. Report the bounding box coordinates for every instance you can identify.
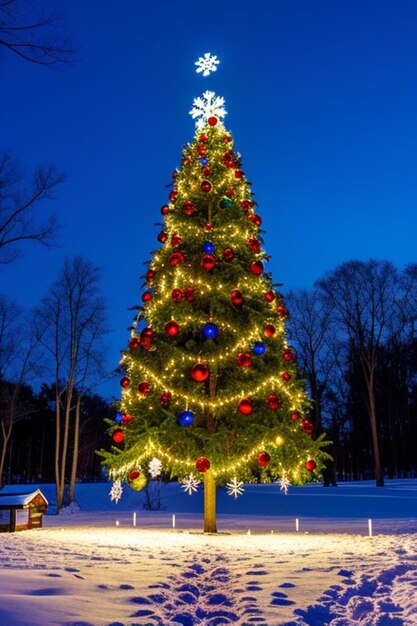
[270,591,295,607]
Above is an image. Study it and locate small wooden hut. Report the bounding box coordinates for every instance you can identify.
[0,489,48,532]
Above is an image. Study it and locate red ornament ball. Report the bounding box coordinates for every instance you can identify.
[165,320,180,337]
[234,169,243,179]
[172,170,178,179]
[169,190,177,203]
[237,352,252,367]
[141,338,152,351]
[160,205,169,215]
[264,324,276,337]
[169,251,185,266]
[281,371,292,381]
[203,166,212,177]
[129,470,140,481]
[120,377,130,388]
[258,451,271,467]
[171,234,182,247]
[276,305,288,318]
[282,348,295,362]
[265,291,275,303]
[291,411,301,421]
[171,288,184,302]
[128,337,140,350]
[142,291,152,303]
[138,381,151,396]
[225,188,234,198]
[182,201,196,216]
[195,457,211,472]
[222,151,235,168]
[302,419,313,435]
[231,289,244,306]
[240,200,251,212]
[200,254,216,271]
[182,157,191,166]
[121,414,132,424]
[201,180,212,193]
[191,363,209,382]
[223,248,235,262]
[238,398,253,415]
[247,237,261,253]
[207,116,218,126]
[205,223,213,231]
[306,459,317,472]
[248,213,262,226]
[184,287,195,302]
[141,327,154,339]
[267,394,280,410]
[223,135,231,143]
[250,261,264,275]
[157,231,168,243]
[197,144,207,157]
[199,133,208,142]
[160,391,172,408]
[112,429,124,444]
[146,269,156,282]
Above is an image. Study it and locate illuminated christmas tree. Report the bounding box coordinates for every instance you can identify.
[100,54,330,533]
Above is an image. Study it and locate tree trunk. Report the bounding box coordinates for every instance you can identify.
[204,470,217,533]
[367,374,384,487]
[69,395,81,502]
[55,391,63,512]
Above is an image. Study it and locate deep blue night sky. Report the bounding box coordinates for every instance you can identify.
[1,0,416,399]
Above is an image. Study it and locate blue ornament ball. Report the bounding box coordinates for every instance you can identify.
[203,241,215,254]
[220,197,232,208]
[203,322,219,340]
[200,158,208,165]
[253,341,267,356]
[115,412,123,424]
[178,410,195,427]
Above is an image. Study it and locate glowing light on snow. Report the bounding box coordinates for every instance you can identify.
[195,52,219,77]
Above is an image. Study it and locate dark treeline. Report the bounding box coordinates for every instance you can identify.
[286,259,417,486]
[3,258,416,494]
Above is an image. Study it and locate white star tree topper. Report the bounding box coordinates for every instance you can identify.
[189,90,227,130]
[195,52,220,77]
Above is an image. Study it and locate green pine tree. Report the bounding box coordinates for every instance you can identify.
[100,95,330,533]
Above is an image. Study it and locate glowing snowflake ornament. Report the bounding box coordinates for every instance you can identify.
[226,477,245,499]
[189,90,227,130]
[109,479,123,503]
[148,457,162,478]
[181,473,201,495]
[278,476,291,495]
[195,52,220,77]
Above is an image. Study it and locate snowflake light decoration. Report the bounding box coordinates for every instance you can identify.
[181,473,201,495]
[189,90,227,130]
[277,476,291,495]
[195,52,220,77]
[109,479,123,503]
[148,457,162,479]
[226,477,245,499]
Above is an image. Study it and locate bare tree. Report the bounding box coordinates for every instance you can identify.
[0,0,77,67]
[0,151,64,264]
[0,295,42,484]
[34,256,108,511]
[316,260,401,487]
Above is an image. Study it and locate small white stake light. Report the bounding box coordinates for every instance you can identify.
[115,520,119,527]
[133,512,136,527]
[368,519,373,537]
[172,514,176,529]
[296,518,300,532]
[247,529,251,536]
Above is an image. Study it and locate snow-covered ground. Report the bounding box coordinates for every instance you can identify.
[0,480,416,626]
